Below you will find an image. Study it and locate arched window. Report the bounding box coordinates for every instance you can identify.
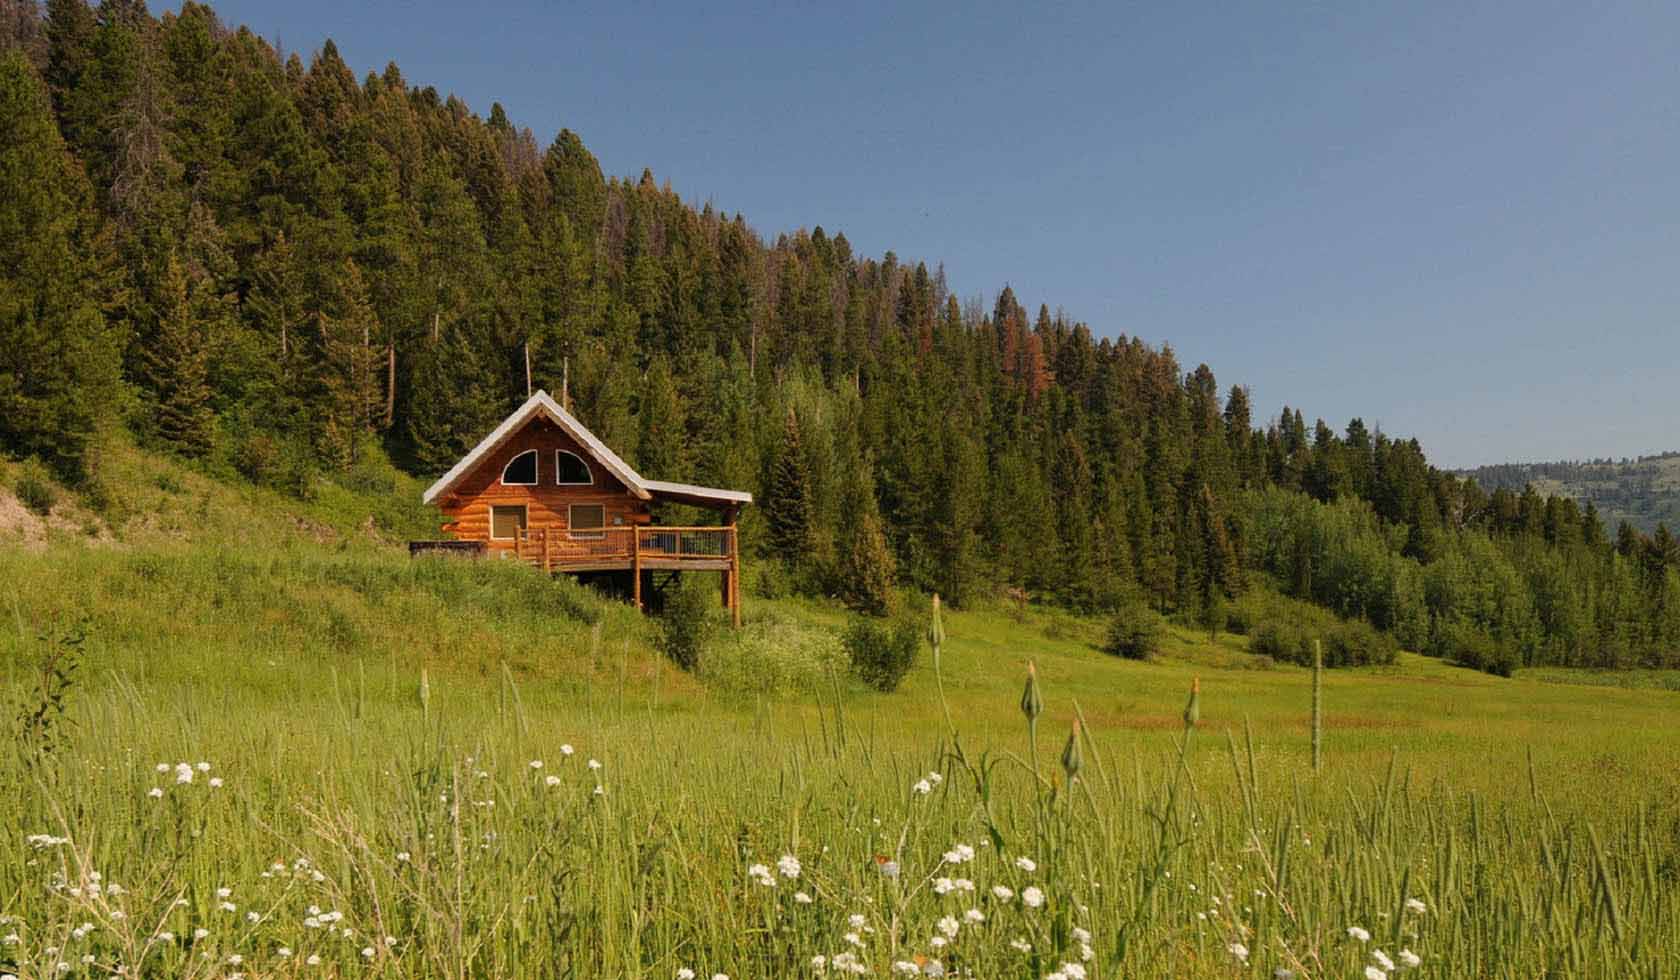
[501,450,538,486]
[555,450,592,485]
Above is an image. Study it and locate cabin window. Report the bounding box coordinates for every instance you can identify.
[490,505,527,541]
[568,504,605,540]
[555,450,592,485]
[501,450,538,486]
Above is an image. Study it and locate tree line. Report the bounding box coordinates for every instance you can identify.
[2,0,1675,670]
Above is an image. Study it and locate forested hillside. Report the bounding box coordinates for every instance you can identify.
[1465,453,1680,536]
[2,0,1677,671]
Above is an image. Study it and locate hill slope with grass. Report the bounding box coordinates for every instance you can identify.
[5,441,1680,978]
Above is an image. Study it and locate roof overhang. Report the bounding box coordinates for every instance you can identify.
[644,480,754,510]
[421,391,652,505]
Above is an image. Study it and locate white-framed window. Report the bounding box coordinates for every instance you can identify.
[555,450,592,485]
[568,503,606,540]
[501,449,538,486]
[490,505,528,541]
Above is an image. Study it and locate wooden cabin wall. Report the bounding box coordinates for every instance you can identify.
[436,418,649,552]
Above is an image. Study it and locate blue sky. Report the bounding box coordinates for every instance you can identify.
[184,0,1678,468]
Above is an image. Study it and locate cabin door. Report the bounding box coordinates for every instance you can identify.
[490,505,528,543]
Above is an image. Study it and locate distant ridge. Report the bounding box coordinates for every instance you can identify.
[1461,452,1680,534]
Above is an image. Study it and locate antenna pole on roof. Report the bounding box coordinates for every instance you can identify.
[562,356,570,412]
[524,341,533,398]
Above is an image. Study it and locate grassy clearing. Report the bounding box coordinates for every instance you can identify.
[2,448,1678,977]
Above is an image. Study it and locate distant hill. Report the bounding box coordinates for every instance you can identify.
[1461,452,1680,534]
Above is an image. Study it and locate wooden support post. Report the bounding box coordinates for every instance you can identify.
[631,527,642,612]
[542,528,551,573]
[729,524,742,628]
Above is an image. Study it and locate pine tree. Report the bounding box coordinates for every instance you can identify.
[141,250,214,456]
[765,407,814,562]
[836,457,897,615]
[0,51,123,480]
[636,354,687,479]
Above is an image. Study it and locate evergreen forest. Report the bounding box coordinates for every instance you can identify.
[3,0,1678,672]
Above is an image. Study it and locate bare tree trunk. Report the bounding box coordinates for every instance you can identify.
[385,344,396,429]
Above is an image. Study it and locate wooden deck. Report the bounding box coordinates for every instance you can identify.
[524,525,741,625]
[411,525,742,625]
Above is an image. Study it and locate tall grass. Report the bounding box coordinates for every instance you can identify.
[2,631,1676,978]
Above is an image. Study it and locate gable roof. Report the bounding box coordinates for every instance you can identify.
[420,390,753,510]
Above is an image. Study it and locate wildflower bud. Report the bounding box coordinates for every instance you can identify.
[1060,719,1082,782]
[1019,662,1043,722]
[1182,677,1200,728]
[928,594,946,650]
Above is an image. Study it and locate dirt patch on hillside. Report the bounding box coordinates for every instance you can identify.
[0,489,88,552]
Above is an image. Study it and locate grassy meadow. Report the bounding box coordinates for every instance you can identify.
[2,448,1678,978]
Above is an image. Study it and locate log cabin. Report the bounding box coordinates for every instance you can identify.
[413,390,750,625]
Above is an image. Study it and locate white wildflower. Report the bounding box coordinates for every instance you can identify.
[147,787,163,799]
[193,929,209,940]
[277,947,292,957]
[560,744,575,756]
[587,759,602,770]
[912,779,932,795]
[1071,926,1091,943]
[1021,885,1045,908]
[545,775,561,787]
[175,763,194,784]
[1229,942,1249,963]
[1014,856,1037,872]
[878,860,900,878]
[937,915,959,938]
[778,854,802,879]
[675,971,695,980]
[208,777,223,788]
[747,863,775,887]
[1009,938,1032,953]
[361,947,375,958]
[794,891,813,904]
[933,877,955,895]
[1372,949,1395,972]
[1062,965,1087,980]
[991,884,1014,901]
[1347,925,1371,942]
[1364,967,1387,980]
[963,908,984,923]
[529,760,543,770]
[941,843,975,864]
[1404,898,1427,914]
[1398,949,1421,969]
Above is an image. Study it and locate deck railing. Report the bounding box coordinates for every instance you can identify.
[514,525,736,569]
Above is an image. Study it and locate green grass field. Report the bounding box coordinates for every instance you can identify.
[2,447,1678,978]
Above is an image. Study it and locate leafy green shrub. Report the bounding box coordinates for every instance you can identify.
[660,580,716,671]
[1250,620,1310,664]
[1322,619,1398,667]
[845,616,920,692]
[232,431,281,486]
[1103,600,1162,660]
[15,459,58,516]
[703,613,846,699]
[1428,619,1517,676]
